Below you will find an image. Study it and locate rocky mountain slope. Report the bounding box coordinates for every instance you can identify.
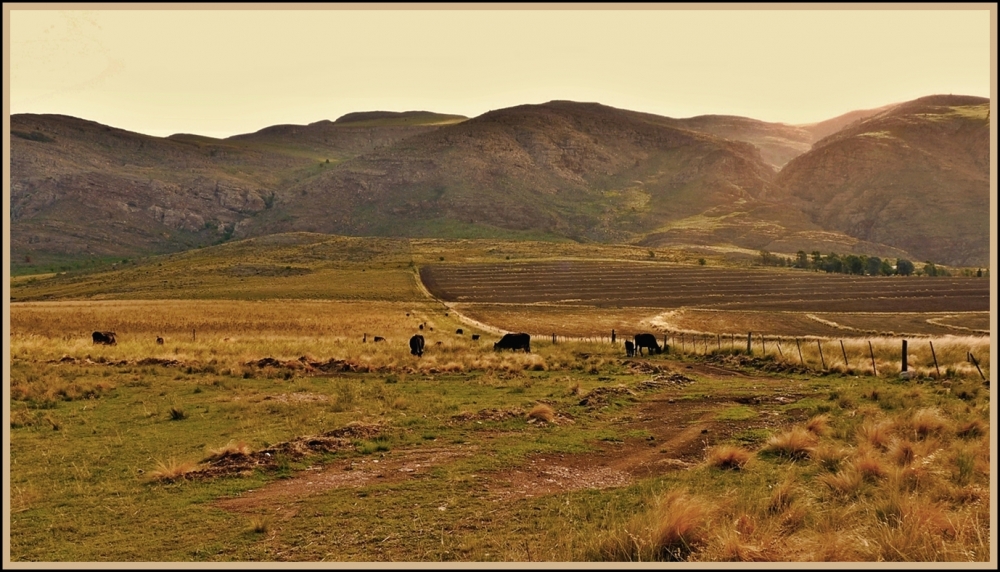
[9,95,991,272]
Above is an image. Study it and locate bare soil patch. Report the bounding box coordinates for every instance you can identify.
[212,361,814,514]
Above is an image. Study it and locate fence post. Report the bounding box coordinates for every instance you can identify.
[817,340,826,370]
[840,340,849,369]
[929,341,940,378]
[681,333,685,353]
[717,334,721,351]
[796,338,804,365]
[969,353,986,381]
[760,334,766,355]
[868,340,877,376]
[902,340,908,373]
[747,332,753,355]
[665,334,669,352]
[552,333,556,344]
[192,329,196,342]
[776,339,784,359]
[611,329,616,344]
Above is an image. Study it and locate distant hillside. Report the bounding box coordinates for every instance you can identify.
[9,112,462,270]
[796,103,897,141]
[10,97,988,274]
[666,115,814,169]
[774,95,990,267]
[254,100,779,243]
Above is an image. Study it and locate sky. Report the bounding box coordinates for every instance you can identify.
[6,4,995,139]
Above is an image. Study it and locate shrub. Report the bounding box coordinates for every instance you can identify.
[527,403,555,424]
[649,490,711,561]
[705,445,752,470]
[910,408,949,439]
[805,413,832,436]
[762,427,817,460]
[148,459,196,482]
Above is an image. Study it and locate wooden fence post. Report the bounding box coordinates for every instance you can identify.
[902,339,908,373]
[969,353,986,381]
[717,334,721,351]
[929,341,940,378]
[760,334,766,355]
[796,338,804,365]
[192,329,196,342]
[840,340,849,369]
[552,333,556,344]
[868,340,877,376]
[747,332,753,355]
[775,340,784,359]
[817,340,826,370]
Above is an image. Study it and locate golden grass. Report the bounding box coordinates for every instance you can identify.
[147,459,197,482]
[804,413,831,436]
[649,490,712,561]
[705,445,753,470]
[908,407,950,439]
[203,440,251,462]
[526,404,556,424]
[810,443,852,472]
[856,419,896,450]
[762,426,818,460]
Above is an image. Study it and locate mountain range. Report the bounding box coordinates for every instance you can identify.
[9,94,990,272]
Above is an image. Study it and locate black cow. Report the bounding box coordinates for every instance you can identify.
[471,334,480,341]
[624,340,635,357]
[373,336,386,343]
[494,333,530,353]
[156,336,164,345]
[409,334,425,357]
[634,333,661,356]
[456,329,464,335]
[92,331,117,345]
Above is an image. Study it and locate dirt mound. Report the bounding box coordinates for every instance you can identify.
[450,408,525,423]
[187,422,386,480]
[706,354,811,374]
[639,373,695,389]
[578,385,637,407]
[625,360,671,374]
[246,356,362,373]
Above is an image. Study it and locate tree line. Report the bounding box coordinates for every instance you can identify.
[757,250,987,277]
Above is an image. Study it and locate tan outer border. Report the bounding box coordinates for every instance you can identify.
[3,3,997,569]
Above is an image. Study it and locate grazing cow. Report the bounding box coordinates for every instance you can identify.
[456,329,464,335]
[373,336,385,343]
[419,324,424,330]
[634,333,661,356]
[624,340,635,357]
[435,341,443,346]
[92,331,117,345]
[156,336,164,345]
[471,334,480,341]
[409,334,425,357]
[494,333,531,353]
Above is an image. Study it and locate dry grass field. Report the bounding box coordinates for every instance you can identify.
[7,234,993,563]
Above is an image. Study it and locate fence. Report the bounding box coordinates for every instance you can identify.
[545,330,990,381]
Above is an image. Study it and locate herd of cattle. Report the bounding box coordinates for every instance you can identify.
[92,329,666,358]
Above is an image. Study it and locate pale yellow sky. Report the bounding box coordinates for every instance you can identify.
[6,5,995,139]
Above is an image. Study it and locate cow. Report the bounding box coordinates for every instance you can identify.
[494,333,531,353]
[624,340,635,357]
[156,336,164,345]
[92,331,117,345]
[373,336,385,343]
[456,329,464,335]
[471,334,480,341]
[419,324,424,330]
[634,333,661,356]
[409,334,425,357]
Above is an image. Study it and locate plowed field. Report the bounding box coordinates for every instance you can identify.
[420,261,989,312]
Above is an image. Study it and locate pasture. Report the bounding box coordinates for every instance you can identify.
[6,235,993,562]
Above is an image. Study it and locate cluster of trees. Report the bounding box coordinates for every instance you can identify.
[756,250,980,277]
